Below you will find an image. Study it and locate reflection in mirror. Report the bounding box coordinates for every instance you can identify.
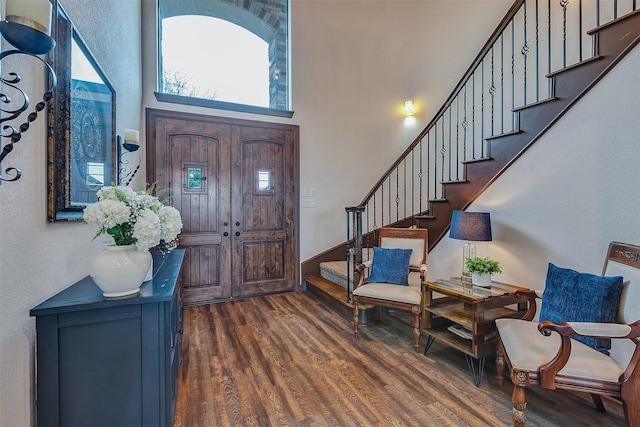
[47,5,116,221]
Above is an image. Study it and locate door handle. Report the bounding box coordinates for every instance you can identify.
[235,231,240,237]
[235,221,240,226]
[223,232,229,237]
[223,221,228,226]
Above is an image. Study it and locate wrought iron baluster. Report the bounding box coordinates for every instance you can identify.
[561,0,568,68]
[409,153,413,218]
[440,118,445,190]
[548,0,552,98]
[480,58,485,157]
[427,132,432,202]
[388,176,392,224]
[500,33,505,134]
[522,0,529,106]
[512,18,517,128]
[472,72,477,159]
[395,167,399,223]
[455,96,460,181]
[535,0,540,102]
[463,85,468,161]
[490,45,496,138]
[419,139,423,212]
[448,106,452,181]
[578,0,583,62]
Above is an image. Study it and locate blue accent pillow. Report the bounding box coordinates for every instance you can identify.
[367,247,413,286]
[539,263,624,354]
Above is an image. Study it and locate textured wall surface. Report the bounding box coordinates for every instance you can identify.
[0,1,142,425]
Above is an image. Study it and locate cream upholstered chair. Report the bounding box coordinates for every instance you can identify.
[352,227,428,352]
[495,241,640,427]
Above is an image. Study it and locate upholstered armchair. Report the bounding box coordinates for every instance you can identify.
[495,241,640,427]
[352,227,428,352]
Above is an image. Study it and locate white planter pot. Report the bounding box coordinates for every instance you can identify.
[471,272,492,287]
[89,245,152,297]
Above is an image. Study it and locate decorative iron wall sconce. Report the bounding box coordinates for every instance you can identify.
[0,0,57,182]
[118,129,141,186]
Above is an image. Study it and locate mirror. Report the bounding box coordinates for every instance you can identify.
[47,5,116,221]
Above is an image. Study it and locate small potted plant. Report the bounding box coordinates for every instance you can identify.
[465,256,502,287]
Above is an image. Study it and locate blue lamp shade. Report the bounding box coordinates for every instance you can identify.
[449,211,492,241]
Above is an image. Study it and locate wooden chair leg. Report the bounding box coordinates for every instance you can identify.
[496,341,506,387]
[511,377,527,427]
[353,301,359,338]
[412,312,420,352]
[590,394,606,413]
[512,384,527,427]
[621,390,640,427]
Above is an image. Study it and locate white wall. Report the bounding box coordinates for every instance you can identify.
[141,0,513,261]
[427,44,640,288]
[0,1,142,425]
[427,44,640,366]
[3,0,637,424]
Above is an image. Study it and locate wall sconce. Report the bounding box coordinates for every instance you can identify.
[118,129,141,186]
[403,100,415,116]
[0,0,57,182]
[449,210,493,281]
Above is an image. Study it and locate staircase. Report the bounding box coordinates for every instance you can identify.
[305,0,640,320]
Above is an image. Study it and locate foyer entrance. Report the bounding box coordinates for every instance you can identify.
[146,109,299,304]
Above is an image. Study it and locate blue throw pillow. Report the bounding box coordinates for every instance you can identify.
[539,263,624,354]
[367,247,413,286]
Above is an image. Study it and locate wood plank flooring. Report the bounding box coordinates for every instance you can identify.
[174,291,626,426]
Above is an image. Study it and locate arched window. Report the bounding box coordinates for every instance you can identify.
[157,0,290,116]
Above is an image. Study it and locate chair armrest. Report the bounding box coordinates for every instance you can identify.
[355,260,372,273]
[536,319,640,388]
[354,260,373,289]
[513,289,540,321]
[420,263,427,280]
[567,322,632,338]
[539,320,640,339]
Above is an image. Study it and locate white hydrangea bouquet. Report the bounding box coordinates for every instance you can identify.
[84,185,183,251]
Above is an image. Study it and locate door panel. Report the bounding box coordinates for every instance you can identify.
[231,126,296,297]
[152,116,231,303]
[148,110,299,303]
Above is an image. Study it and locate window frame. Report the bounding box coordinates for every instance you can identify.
[155,0,292,118]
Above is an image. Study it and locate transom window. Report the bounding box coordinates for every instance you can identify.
[157,0,290,114]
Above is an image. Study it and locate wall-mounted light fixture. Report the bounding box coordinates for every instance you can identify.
[403,100,415,116]
[118,129,141,186]
[0,0,58,182]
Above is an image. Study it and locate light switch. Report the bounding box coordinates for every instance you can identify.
[301,187,308,197]
[309,188,316,197]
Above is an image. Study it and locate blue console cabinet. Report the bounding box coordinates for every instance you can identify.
[30,249,185,427]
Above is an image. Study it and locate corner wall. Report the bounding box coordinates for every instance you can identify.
[427,44,640,363]
[0,1,142,425]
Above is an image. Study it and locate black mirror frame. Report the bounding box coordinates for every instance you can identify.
[47,5,116,222]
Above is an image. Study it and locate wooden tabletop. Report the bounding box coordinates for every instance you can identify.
[423,277,529,301]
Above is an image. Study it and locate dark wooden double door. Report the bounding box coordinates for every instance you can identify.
[147,109,299,304]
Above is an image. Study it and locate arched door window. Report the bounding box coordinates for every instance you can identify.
[157,0,290,114]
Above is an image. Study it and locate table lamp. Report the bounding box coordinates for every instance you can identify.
[449,211,492,281]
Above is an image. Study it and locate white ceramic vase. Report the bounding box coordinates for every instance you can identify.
[89,245,152,297]
[471,272,492,287]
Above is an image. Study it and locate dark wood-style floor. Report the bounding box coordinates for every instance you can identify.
[174,291,626,426]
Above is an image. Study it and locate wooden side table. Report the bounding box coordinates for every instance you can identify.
[422,278,529,386]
